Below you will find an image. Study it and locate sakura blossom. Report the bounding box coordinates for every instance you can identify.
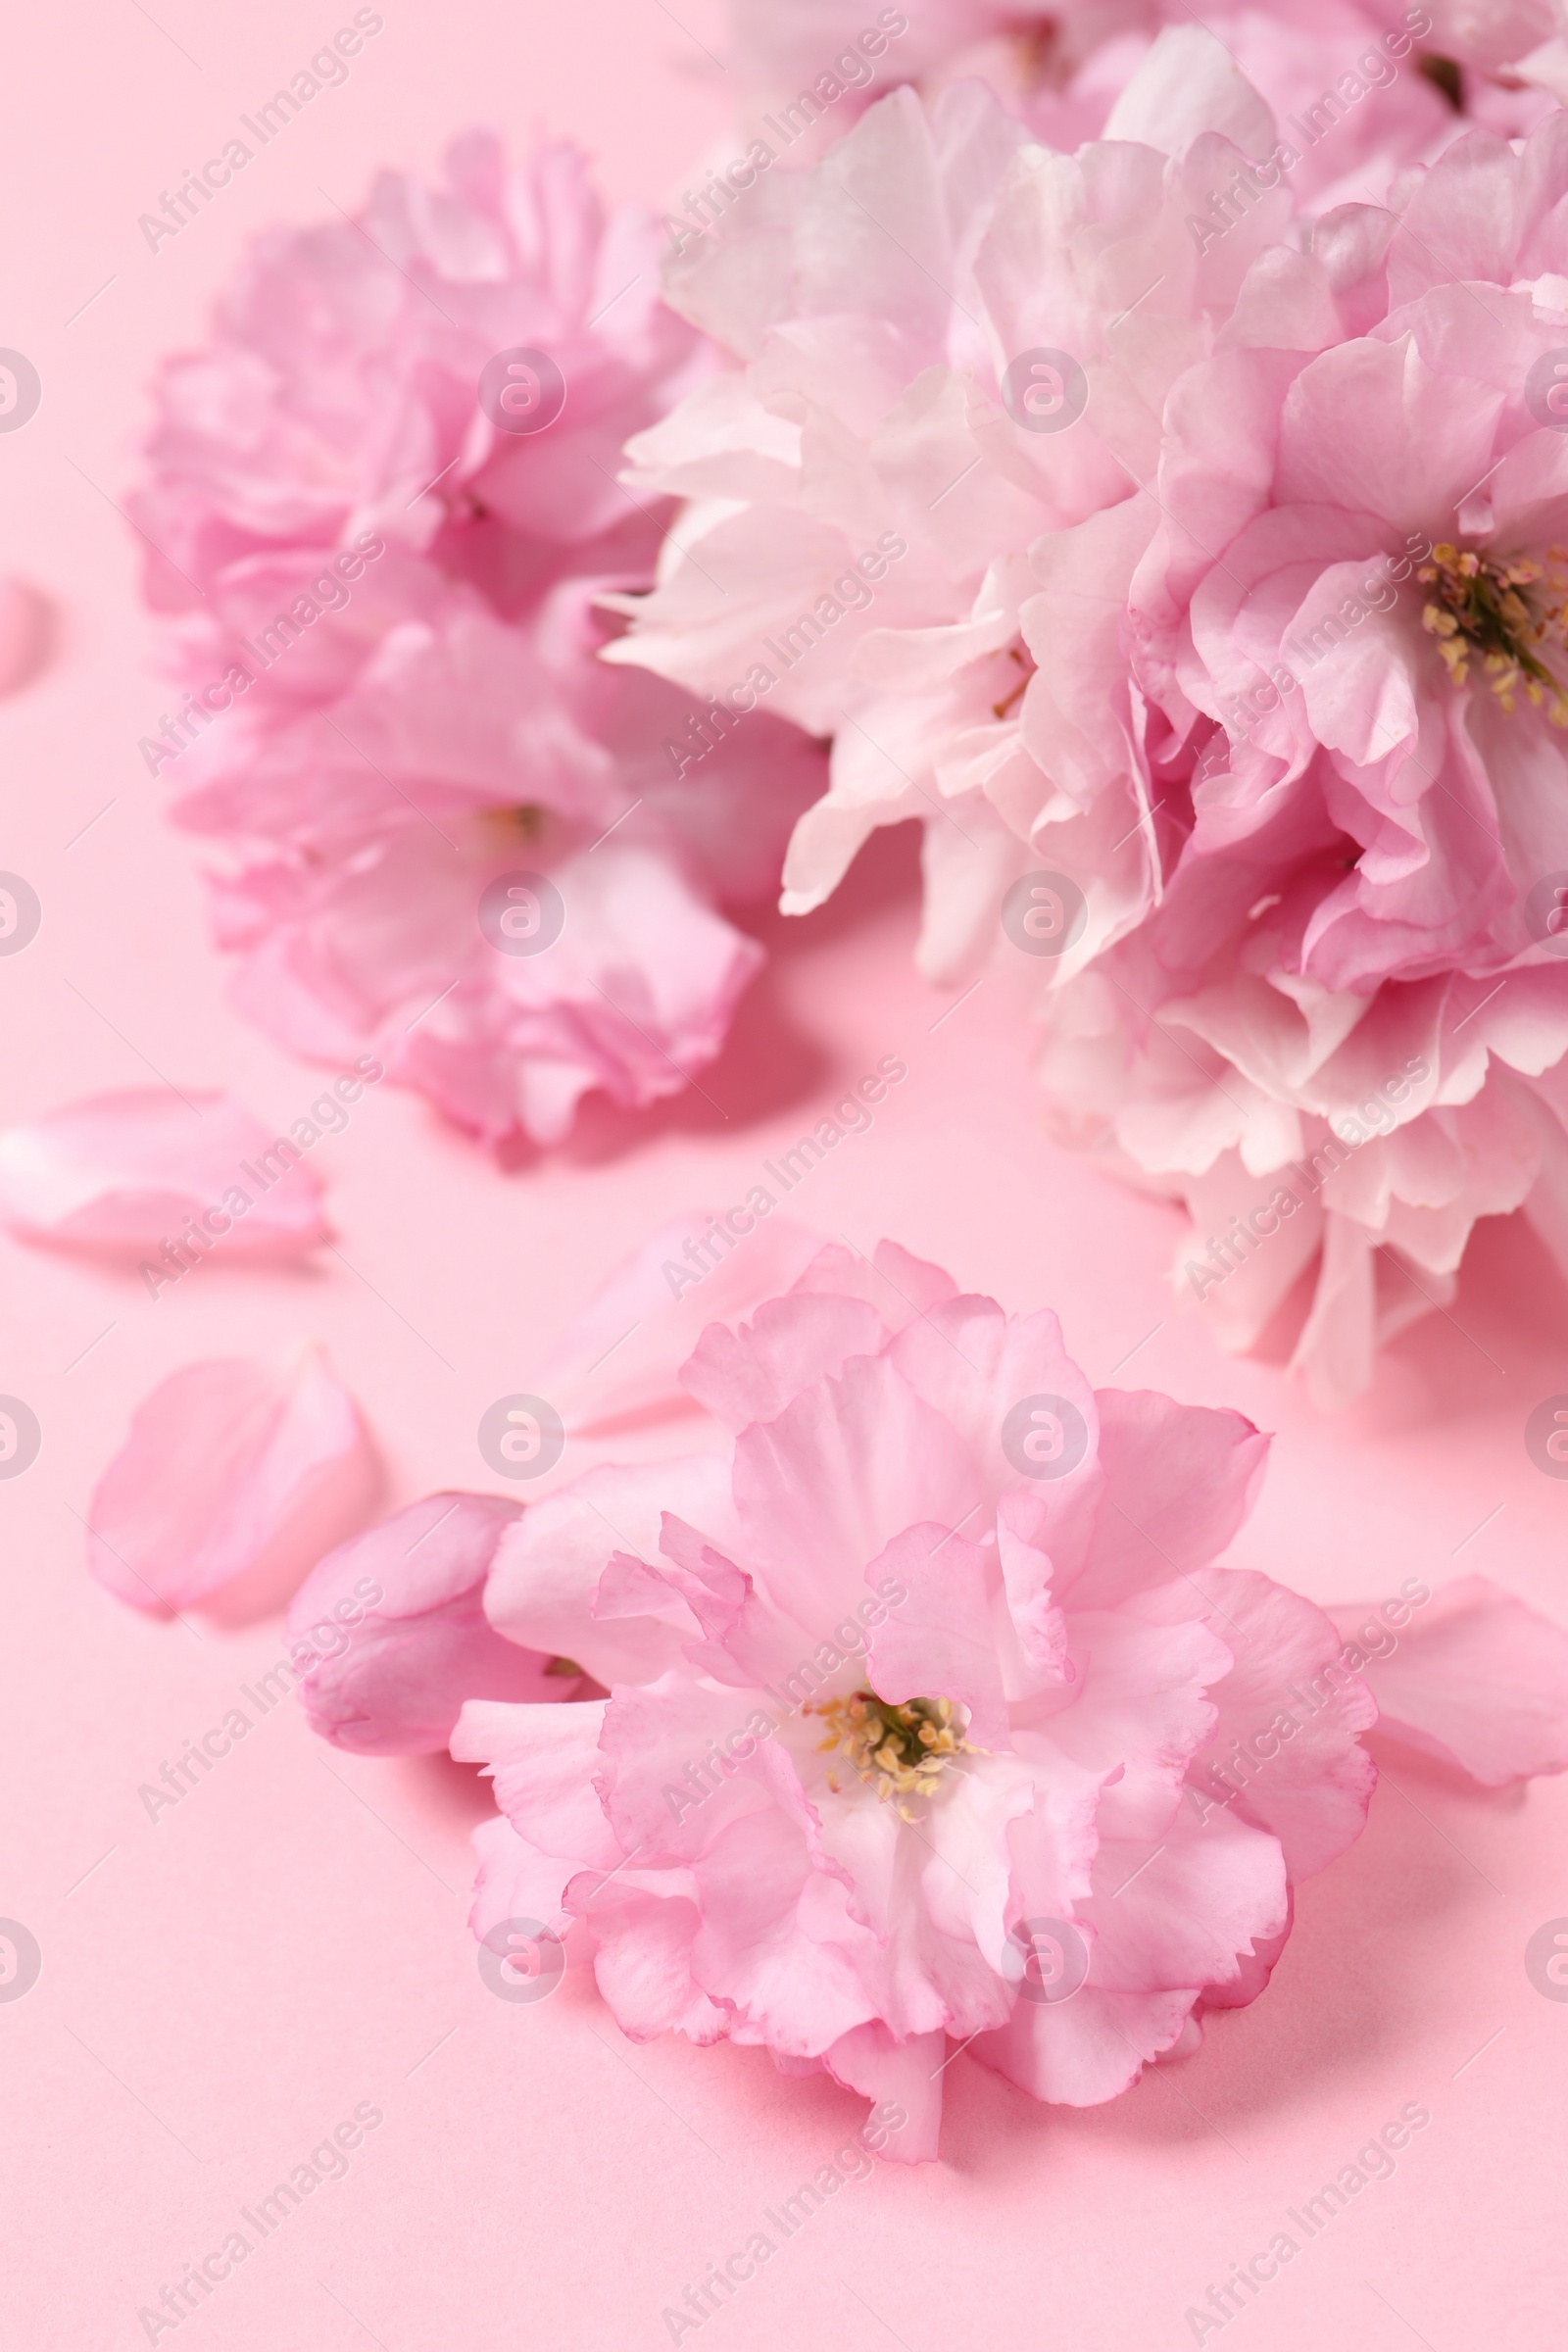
[615,46,1568,1400]
[450,1241,1568,2155]
[132,133,821,1149]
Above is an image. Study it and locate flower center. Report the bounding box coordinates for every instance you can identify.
[809,1691,977,1818]
[491,803,545,839]
[991,642,1035,722]
[474,803,548,863]
[1419,542,1568,723]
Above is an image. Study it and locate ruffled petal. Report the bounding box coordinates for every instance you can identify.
[821,2022,946,2164]
[483,1455,738,1686]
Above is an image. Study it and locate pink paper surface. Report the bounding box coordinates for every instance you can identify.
[2,5,1566,2346]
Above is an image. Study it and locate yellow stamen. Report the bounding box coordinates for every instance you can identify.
[808,1691,982,1821]
[1421,541,1568,725]
[483,802,546,845]
[991,641,1035,723]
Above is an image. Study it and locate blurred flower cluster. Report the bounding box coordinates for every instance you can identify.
[133,6,1568,1387]
[612,9,1568,1405]
[134,133,820,1148]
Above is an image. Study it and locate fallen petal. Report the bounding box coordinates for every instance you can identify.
[1327,1578,1568,1786]
[544,1208,827,1432]
[0,1089,328,1263]
[87,1344,378,1616]
[0,576,51,699]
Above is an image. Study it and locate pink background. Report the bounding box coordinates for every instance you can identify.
[2,4,1566,2345]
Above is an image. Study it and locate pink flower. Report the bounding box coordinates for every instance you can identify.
[288,1493,583,1755]
[134,133,822,1148]
[1035,944,1568,1407]
[622,63,1568,990]
[721,0,1561,168]
[87,1345,379,1616]
[612,55,1294,981]
[1024,113,1568,1399]
[448,1238,1568,2157]
[623,58,1568,1400]
[1119,117,1568,996]
[135,134,706,608]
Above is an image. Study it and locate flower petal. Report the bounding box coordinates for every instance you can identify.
[821,2022,946,2164]
[0,1089,328,1260]
[546,1210,828,1433]
[682,1290,891,1434]
[0,577,51,699]
[87,1345,377,1615]
[1065,1391,1268,1608]
[483,1454,738,1686]
[453,1696,618,1871]
[862,1524,1008,1748]
[970,1984,1200,2108]
[1327,1577,1568,1785]
[287,1492,575,1754]
[1172,1569,1378,1881]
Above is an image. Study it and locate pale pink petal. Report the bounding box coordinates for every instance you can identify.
[0,577,51,699]
[970,1985,1200,2108]
[1164,1570,1378,1880]
[889,1298,1103,1572]
[1200,1903,1293,2013]
[453,1697,619,1870]
[1327,1578,1568,1785]
[87,1344,378,1615]
[1024,1608,1232,1842]
[595,1675,780,1864]
[789,1238,960,1329]
[995,1492,1071,1683]
[820,2023,946,2164]
[287,1492,577,1755]
[0,1089,328,1261]
[1065,1392,1269,1608]
[546,1210,829,1433]
[586,1882,728,2042]
[483,1455,739,1686]
[862,1524,1008,1748]
[468,1814,588,1942]
[681,1290,890,1432]
[731,1354,979,1635]
[1080,1803,1288,1997]
[1102,24,1276,158]
[687,1810,875,2055]
[805,1753,1040,2042]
